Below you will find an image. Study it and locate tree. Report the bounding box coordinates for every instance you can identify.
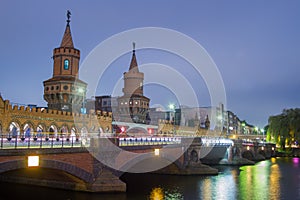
[268,108,300,149]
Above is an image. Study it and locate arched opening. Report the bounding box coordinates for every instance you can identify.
[81,127,88,137]
[127,127,148,135]
[59,125,68,138]
[258,150,266,158]
[242,150,254,161]
[9,122,20,138]
[36,124,44,137]
[48,125,58,138]
[23,123,33,138]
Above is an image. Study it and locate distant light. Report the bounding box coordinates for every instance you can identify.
[78,88,84,93]
[247,146,250,151]
[229,126,233,131]
[272,147,275,151]
[121,126,125,133]
[154,149,160,156]
[261,146,264,150]
[28,156,39,167]
[168,104,175,110]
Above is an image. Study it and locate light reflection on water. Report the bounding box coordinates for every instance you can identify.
[0,157,299,200]
[141,157,298,200]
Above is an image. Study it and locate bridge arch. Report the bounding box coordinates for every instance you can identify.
[0,159,93,183]
[258,150,266,158]
[242,150,254,161]
[118,152,183,173]
[127,127,148,134]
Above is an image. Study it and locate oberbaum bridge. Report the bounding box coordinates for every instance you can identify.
[0,12,276,192]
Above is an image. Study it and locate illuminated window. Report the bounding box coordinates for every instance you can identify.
[64,59,69,70]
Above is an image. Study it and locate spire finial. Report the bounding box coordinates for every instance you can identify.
[132,42,136,53]
[67,10,71,25]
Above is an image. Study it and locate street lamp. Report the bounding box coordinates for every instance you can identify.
[168,104,176,135]
[78,87,86,114]
[261,128,265,143]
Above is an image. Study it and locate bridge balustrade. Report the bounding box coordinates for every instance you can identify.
[0,134,90,149]
[118,137,182,147]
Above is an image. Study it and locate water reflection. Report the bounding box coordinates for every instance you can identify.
[149,186,183,200]
[0,157,298,200]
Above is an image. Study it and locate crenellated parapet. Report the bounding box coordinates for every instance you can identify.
[0,97,112,135]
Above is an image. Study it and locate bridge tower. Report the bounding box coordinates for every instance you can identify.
[43,11,87,113]
[116,43,150,124]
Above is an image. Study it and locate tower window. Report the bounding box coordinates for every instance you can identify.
[64,59,69,70]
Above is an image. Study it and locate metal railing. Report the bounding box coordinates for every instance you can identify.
[0,134,90,149]
[118,137,182,147]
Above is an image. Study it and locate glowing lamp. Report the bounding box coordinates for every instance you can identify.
[121,126,125,133]
[247,146,250,151]
[154,149,160,156]
[28,156,39,167]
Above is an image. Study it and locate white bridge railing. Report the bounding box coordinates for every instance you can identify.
[0,135,90,149]
[118,137,181,146]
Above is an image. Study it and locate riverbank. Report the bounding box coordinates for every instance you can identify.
[276,147,300,157]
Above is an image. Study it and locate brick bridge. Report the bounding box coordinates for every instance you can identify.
[0,137,275,192]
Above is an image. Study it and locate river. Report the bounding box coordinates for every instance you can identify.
[0,157,299,200]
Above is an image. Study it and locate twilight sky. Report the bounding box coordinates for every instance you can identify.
[0,1,299,128]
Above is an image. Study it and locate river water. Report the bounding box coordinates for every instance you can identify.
[0,157,299,200]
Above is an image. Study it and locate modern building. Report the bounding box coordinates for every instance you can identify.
[43,13,87,113]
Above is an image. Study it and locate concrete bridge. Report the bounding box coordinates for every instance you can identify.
[0,136,276,192]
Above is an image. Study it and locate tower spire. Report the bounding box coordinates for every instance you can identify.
[60,10,74,48]
[129,42,138,71]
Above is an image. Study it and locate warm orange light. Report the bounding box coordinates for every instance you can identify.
[154,149,160,156]
[28,156,39,167]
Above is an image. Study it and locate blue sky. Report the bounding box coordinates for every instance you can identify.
[0,1,300,128]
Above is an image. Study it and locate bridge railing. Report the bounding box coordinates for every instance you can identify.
[118,137,181,147]
[0,134,90,149]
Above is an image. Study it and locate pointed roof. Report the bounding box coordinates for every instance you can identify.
[60,23,74,48]
[129,42,139,72]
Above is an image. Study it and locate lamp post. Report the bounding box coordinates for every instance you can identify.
[261,128,265,144]
[168,104,176,135]
[78,87,85,114]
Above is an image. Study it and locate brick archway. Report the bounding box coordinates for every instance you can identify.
[0,159,94,183]
[118,152,183,173]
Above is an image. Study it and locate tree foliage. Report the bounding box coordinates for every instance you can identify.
[268,108,300,148]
